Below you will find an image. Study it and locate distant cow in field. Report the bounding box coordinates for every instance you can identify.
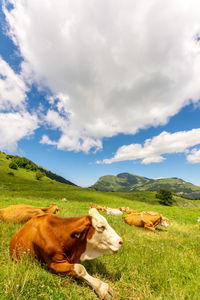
[90,203,107,211]
[104,206,137,215]
[124,211,169,231]
[0,203,61,223]
[198,217,200,222]
[105,208,123,216]
[90,203,124,216]
[10,208,122,299]
[120,207,137,214]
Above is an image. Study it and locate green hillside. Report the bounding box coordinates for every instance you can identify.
[0,151,75,186]
[0,153,200,299]
[91,172,200,198]
[91,173,152,192]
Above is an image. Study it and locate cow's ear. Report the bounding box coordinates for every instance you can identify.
[88,208,99,217]
[70,222,90,239]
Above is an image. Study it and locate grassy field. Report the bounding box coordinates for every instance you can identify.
[0,153,200,299]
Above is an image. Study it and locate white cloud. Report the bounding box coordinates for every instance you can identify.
[0,112,38,151]
[187,148,200,163]
[0,57,38,151]
[98,129,200,164]
[0,57,27,110]
[44,109,68,130]
[40,135,57,146]
[41,108,102,153]
[3,0,200,152]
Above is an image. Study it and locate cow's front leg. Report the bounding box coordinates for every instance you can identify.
[74,264,114,300]
[49,261,77,276]
[49,261,114,299]
[144,223,156,231]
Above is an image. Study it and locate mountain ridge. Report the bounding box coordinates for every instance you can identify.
[91,172,200,199]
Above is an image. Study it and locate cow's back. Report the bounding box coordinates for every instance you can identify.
[124,213,143,226]
[0,204,44,223]
[9,214,89,263]
[10,214,48,259]
[124,213,162,229]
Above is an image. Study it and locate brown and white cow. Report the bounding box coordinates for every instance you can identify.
[120,207,137,214]
[0,203,61,223]
[90,203,107,211]
[10,208,122,299]
[90,204,123,216]
[105,208,123,216]
[124,211,169,231]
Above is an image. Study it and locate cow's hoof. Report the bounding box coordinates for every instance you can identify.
[103,285,114,300]
[95,282,114,299]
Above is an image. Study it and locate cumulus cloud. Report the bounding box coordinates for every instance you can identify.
[187,148,200,163]
[0,57,27,111]
[98,129,200,164]
[41,108,102,153]
[40,135,57,146]
[3,0,200,152]
[0,56,38,151]
[0,112,38,151]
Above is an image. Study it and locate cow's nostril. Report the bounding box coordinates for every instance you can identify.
[119,240,123,246]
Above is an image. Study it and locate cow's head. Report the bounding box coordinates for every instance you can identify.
[50,204,61,214]
[160,216,169,227]
[80,208,122,261]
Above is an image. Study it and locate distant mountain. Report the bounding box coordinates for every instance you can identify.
[91,173,151,192]
[1,151,76,186]
[91,172,200,199]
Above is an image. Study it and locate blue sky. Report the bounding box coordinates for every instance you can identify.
[1,1,200,187]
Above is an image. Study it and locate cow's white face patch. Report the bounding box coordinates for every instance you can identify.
[80,208,122,261]
[160,218,169,227]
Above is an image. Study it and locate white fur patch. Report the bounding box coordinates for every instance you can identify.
[106,208,123,216]
[74,263,113,299]
[160,220,168,227]
[80,208,122,261]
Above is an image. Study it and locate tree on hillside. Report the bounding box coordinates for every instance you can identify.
[12,156,37,171]
[9,161,18,170]
[35,170,44,180]
[156,189,174,206]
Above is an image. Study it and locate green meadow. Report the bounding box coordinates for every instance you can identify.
[0,152,200,299]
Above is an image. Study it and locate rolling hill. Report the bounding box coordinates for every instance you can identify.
[0,151,75,186]
[91,172,200,199]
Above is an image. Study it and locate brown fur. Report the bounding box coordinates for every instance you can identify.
[121,207,137,214]
[10,214,94,276]
[0,203,61,223]
[124,212,168,231]
[89,203,106,211]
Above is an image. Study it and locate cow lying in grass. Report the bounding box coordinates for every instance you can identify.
[90,203,125,216]
[10,208,122,299]
[124,211,169,231]
[120,207,137,214]
[0,203,61,223]
[90,203,107,211]
[105,208,123,216]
